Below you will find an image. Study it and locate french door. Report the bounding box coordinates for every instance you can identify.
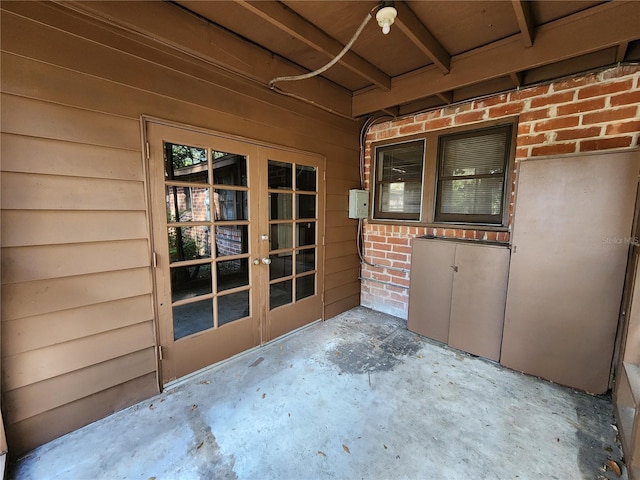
[146,121,324,384]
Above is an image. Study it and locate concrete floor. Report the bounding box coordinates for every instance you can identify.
[11,307,626,479]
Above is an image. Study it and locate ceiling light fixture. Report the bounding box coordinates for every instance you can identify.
[376,5,397,35]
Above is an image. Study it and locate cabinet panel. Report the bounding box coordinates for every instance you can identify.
[407,239,455,343]
[501,150,640,394]
[448,244,510,361]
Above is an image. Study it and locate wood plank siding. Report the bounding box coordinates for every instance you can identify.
[0,1,360,454]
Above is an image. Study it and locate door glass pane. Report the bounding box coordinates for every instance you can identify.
[215,225,249,257]
[297,222,315,247]
[166,186,210,222]
[270,253,292,280]
[268,160,292,189]
[296,274,315,301]
[297,249,315,273]
[165,143,208,183]
[296,165,316,192]
[297,194,316,219]
[217,258,249,292]
[214,190,248,221]
[173,299,213,340]
[269,193,293,220]
[270,280,292,310]
[171,264,212,302]
[168,226,211,262]
[270,224,293,250]
[213,152,247,186]
[218,290,250,326]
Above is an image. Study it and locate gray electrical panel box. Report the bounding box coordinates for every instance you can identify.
[348,189,369,219]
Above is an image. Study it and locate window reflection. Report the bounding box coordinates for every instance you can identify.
[213,152,247,186]
[270,253,292,280]
[296,165,316,192]
[164,143,208,183]
[296,274,315,301]
[269,193,293,220]
[218,290,250,326]
[171,264,212,302]
[173,299,213,340]
[168,226,211,262]
[270,280,292,310]
[268,161,292,189]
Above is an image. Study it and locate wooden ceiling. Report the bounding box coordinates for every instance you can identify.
[171,0,640,118]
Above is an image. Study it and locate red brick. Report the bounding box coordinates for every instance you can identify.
[509,85,550,101]
[414,110,442,122]
[399,124,424,135]
[515,147,530,159]
[443,102,473,116]
[554,127,603,141]
[518,123,531,135]
[387,237,409,245]
[372,273,392,283]
[485,231,498,242]
[394,117,416,127]
[368,249,387,260]
[372,243,392,251]
[519,109,550,123]
[600,66,640,79]
[424,117,453,131]
[577,80,634,99]
[454,229,464,238]
[531,142,577,156]
[556,98,606,116]
[582,106,639,125]
[394,245,412,254]
[610,91,640,107]
[390,277,410,287]
[391,261,409,270]
[387,252,407,261]
[517,133,547,146]
[553,75,597,91]
[366,235,387,243]
[530,91,575,108]
[390,292,407,302]
[474,94,508,109]
[376,128,399,140]
[454,110,486,124]
[606,121,640,135]
[580,136,633,152]
[533,116,580,132]
[497,232,510,243]
[489,103,524,117]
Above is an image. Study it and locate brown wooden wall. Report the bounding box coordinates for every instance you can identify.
[0,1,360,454]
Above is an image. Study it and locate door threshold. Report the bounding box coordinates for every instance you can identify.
[163,318,323,391]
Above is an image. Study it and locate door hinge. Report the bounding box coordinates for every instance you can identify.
[158,345,163,360]
[145,141,150,160]
[152,251,158,268]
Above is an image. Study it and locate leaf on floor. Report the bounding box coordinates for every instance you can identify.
[249,357,264,368]
[342,444,350,454]
[606,459,622,476]
[196,441,204,450]
[317,451,326,457]
[262,393,266,399]
[198,380,211,384]
[383,444,387,449]
[191,404,198,411]
[149,477,156,480]
[148,404,154,410]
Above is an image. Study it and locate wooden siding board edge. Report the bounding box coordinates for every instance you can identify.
[324,294,360,320]
[5,372,158,456]
[4,348,156,423]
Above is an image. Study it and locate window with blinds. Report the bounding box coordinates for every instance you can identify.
[435,125,512,224]
[374,140,425,220]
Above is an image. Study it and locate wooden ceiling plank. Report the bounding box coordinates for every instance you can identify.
[234,0,391,91]
[394,2,450,74]
[57,0,353,117]
[353,1,640,116]
[511,0,535,47]
[617,41,629,62]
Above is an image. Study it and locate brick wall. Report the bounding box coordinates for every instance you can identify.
[361,65,640,319]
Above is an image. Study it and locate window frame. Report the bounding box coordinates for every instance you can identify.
[434,124,514,226]
[369,117,517,229]
[372,138,426,221]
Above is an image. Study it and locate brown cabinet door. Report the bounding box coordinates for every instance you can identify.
[448,243,510,362]
[407,238,455,343]
[501,150,640,393]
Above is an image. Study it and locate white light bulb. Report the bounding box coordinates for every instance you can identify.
[382,23,390,35]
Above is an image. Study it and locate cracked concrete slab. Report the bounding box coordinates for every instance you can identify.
[11,307,625,479]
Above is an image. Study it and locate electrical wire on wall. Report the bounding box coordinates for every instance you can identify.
[357,115,411,287]
[268,5,380,120]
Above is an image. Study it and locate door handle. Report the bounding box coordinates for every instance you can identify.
[262,257,272,265]
[253,258,260,265]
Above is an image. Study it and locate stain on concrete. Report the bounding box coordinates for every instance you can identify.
[187,406,237,480]
[329,326,422,374]
[573,392,624,479]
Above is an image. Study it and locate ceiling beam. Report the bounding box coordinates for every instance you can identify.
[393,2,450,74]
[353,1,640,116]
[616,41,629,62]
[436,91,454,104]
[234,0,391,91]
[510,72,524,87]
[511,0,535,47]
